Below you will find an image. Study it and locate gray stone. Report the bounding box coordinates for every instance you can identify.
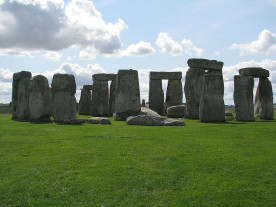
[28,75,52,122]
[234,75,254,121]
[13,71,32,81]
[254,78,274,120]
[16,78,30,119]
[225,112,233,116]
[149,79,164,115]
[115,69,141,120]
[141,99,146,107]
[140,107,161,117]
[91,80,109,116]
[79,88,91,115]
[187,58,223,71]
[109,80,116,115]
[184,68,205,119]
[126,115,185,126]
[93,73,116,81]
[199,74,225,122]
[165,79,183,110]
[239,67,269,78]
[150,71,182,80]
[83,85,93,90]
[167,105,186,118]
[88,117,111,124]
[51,74,77,123]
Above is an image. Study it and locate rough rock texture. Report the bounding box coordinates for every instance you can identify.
[254,78,274,120]
[140,107,161,117]
[184,68,205,119]
[28,75,52,122]
[12,71,32,119]
[167,105,186,118]
[239,67,269,78]
[16,78,31,119]
[51,73,77,123]
[199,74,225,122]
[109,80,116,115]
[87,117,111,124]
[93,73,116,81]
[149,79,164,115]
[141,99,146,107]
[150,71,182,80]
[187,58,223,71]
[83,85,93,90]
[91,80,109,116]
[234,75,254,121]
[79,88,91,115]
[126,115,185,126]
[165,79,183,110]
[115,69,141,120]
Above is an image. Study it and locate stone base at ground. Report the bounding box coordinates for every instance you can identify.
[126,115,185,126]
[88,117,111,124]
[167,105,186,118]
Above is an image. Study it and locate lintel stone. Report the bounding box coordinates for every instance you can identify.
[187,58,223,71]
[93,73,116,81]
[239,67,269,78]
[83,85,93,90]
[150,71,182,80]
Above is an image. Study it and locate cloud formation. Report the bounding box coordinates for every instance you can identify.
[182,39,204,57]
[155,32,182,56]
[230,30,276,55]
[122,41,155,56]
[44,51,62,61]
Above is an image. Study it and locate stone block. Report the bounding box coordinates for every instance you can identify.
[187,58,223,71]
[150,71,182,80]
[93,73,116,81]
[239,67,269,78]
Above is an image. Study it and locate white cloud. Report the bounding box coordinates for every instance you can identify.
[230,30,276,55]
[0,68,14,82]
[44,51,62,61]
[122,41,155,56]
[181,39,204,57]
[269,0,276,6]
[155,32,182,56]
[214,51,221,56]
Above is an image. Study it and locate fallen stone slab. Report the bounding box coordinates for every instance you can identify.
[167,105,186,118]
[139,107,161,117]
[88,117,111,124]
[187,58,223,71]
[239,67,269,78]
[150,71,182,80]
[126,115,185,126]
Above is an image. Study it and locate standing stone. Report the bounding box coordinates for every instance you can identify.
[91,80,109,116]
[141,99,146,107]
[79,86,92,115]
[165,79,183,110]
[199,74,225,122]
[28,75,52,122]
[109,80,116,115]
[12,71,32,119]
[115,69,141,120]
[17,78,31,119]
[184,68,205,119]
[167,105,186,118]
[254,78,274,120]
[234,75,254,121]
[51,73,77,123]
[149,79,164,115]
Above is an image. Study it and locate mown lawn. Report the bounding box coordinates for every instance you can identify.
[0,112,275,207]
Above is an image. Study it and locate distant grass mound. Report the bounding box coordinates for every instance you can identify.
[0,113,275,206]
[0,104,11,114]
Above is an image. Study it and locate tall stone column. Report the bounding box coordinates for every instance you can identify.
[165,79,183,110]
[109,80,116,115]
[149,79,164,115]
[79,85,92,115]
[91,80,109,116]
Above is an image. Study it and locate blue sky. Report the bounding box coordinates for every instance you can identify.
[0,0,276,104]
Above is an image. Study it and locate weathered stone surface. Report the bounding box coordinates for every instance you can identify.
[165,79,183,110]
[187,58,223,71]
[83,85,93,90]
[91,80,109,116]
[184,68,205,119]
[254,78,274,120]
[149,79,164,115]
[28,75,52,122]
[126,115,185,126]
[13,71,32,81]
[234,75,254,121]
[141,99,146,107]
[16,78,30,119]
[115,69,141,120]
[93,73,116,81]
[167,105,186,118]
[150,71,182,80]
[88,117,111,124]
[140,107,161,117]
[199,74,225,122]
[109,80,116,115]
[239,67,269,78]
[51,74,77,123]
[79,88,91,115]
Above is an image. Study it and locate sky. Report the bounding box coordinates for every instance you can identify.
[0,0,276,104]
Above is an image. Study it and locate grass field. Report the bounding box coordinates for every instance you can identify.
[0,108,275,206]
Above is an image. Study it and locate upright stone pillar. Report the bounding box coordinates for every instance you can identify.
[199,74,225,122]
[109,80,116,115]
[254,78,274,120]
[149,79,164,115]
[234,75,254,121]
[79,85,92,115]
[28,75,52,122]
[51,73,77,123]
[91,80,109,116]
[165,79,183,110]
[115,69,141,120]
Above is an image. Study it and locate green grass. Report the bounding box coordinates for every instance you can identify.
[0,104,11,114]
[0,113,275,207]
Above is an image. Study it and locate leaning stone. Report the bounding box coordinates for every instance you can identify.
[88,117,111,124]
[199,74,225,122]
[149,79,164,115]
[254,78,274,120]
[239,67,269,78]
[187,58,223,71]
[91,80,109,116]
[165,79,183,110]
[167,105,186,118]
[150,71,182,80]
[28,75,52,122]
[140,107,161,117]
[79,87,91,115]
[115,69,141,120]
[234,75,254,121]
[16,78,30,119]
[92,73,116,81]
[126,115,185,126]
[184,68,205,119]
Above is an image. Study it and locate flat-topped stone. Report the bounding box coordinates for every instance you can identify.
[187,58,223,71]
[239,67,269,78]
[51,73,76,93]
[13,71,32,81]
[83,85,93,90]
[93,73,116,81]
[150,71,182,80]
